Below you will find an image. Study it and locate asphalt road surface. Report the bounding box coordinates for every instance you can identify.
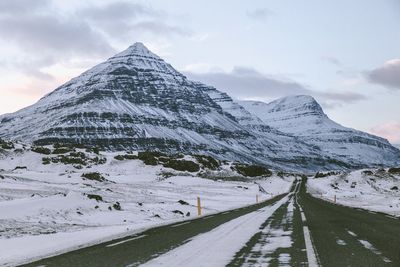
[23,179,400,267]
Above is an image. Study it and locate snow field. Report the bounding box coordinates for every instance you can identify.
[0,149,293,266]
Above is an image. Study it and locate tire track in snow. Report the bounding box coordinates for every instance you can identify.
[139,196,290,267]
[229,198,295,266]
[226,181,308,266]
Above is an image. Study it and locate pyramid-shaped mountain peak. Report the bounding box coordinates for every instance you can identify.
[271,95,321,108]
[100,42,181,76]
[114,42,159,58]
[130,42,147,50]
[287,95,318,103]
[0,42,326,171]
[266,95,325,117]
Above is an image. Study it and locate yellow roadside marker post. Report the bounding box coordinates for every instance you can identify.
[256,194,259,203]
[197,196,202,216]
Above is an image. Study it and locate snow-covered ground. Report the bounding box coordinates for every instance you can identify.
[0,147,294,266]
[307,169,400,216]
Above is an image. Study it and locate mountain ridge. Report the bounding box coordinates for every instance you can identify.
[0,43,322,171]
[0,43,399,171]
[239,96,400,167]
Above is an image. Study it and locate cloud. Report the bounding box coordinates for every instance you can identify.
[246,8,274,20]
[184,66,366,108]
[0,0,49,14]
[0,15,114,57]
[79,1,188,39]
[0,12,114,80]
[321,56,341,66]
[189,33,209,42]
[316,92,366,109]
[317,92,366,103]
[79,2,156,22]
[366,59,400,90]
[182,63,215,73]
[0,1,187,56]
[370,122,400,144]
[185,66,308,99]
[131,21,190,36]
[0,56,56,80]
[0,0,189,80]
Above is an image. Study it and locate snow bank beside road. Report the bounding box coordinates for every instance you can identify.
[307,169,400,216]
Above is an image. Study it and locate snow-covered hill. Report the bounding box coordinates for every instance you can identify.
[239,96,400,168]
[307,168,400,217]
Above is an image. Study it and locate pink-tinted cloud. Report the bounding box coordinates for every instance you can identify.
[0,73,75,115]
[366,59,400,90]
[370,122,400,144]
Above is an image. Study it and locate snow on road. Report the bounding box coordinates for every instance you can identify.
[302,226,318,267]
[240,199,294,266]
[296,182,319,267]
[140,196,289,267]
[345,229,392,263]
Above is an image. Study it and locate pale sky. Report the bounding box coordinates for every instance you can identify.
[0,0,399,143]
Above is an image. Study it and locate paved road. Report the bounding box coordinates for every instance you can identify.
[298,178,400,267]
[22,188,290,267]
[23,179,400,267]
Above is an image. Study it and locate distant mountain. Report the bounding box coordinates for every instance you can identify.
[0,43,327,171]
[0,43,398,171]
[239,95,400,168]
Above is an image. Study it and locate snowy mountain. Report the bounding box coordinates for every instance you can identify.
[0,43,329,171]
[239,95,400,168]
[0,43,398,170]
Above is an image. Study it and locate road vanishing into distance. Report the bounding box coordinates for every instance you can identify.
[23,179,400,267]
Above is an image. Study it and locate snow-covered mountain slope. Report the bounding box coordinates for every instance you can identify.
[0,43,397,170]
[199,87,326,164]
[239,95,400,168]
[0,43,335,171]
